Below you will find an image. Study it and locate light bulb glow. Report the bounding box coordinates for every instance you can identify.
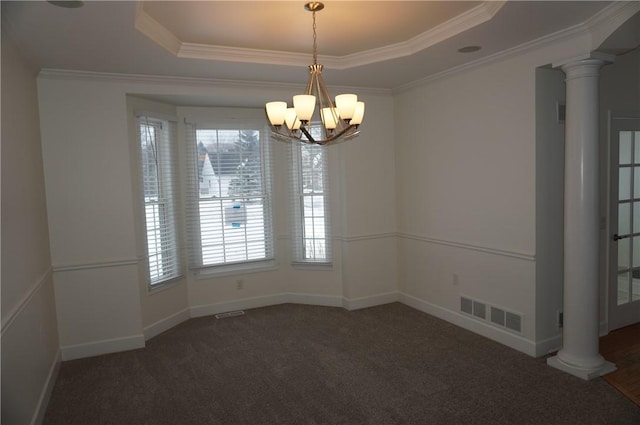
[321,107,339,130]
[265,101,287,126]
[293,94,316,122]
[335,94,357,120]
[350,101,365,126]
[285,108,301,130]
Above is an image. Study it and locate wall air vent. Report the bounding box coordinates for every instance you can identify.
[215,310,245,319]
[460,297,486,319]
[490,306,506,326]
[505,312,522,333]
[473,301,486,319]
[461,297,473,315]
[461,296,523,334]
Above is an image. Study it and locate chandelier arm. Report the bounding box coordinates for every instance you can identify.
[314,74,325,111]
[265,2,363,146]
[323,124,359,143]
[300,126,316,143]
[304,66,316,95]
[315,71,335,109]
[270,126,304,142]
[272,124,358,146]
[315,71,346,134]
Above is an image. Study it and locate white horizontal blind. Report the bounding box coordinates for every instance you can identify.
[137,116,181,285]
[184,122,274,271]
[289,126,332,263]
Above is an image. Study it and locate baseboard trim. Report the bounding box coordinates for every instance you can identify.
[343,291,400,311]
[143,308,190,341]
[59,291,397,360]
[31,349,61,425]
[535,335,562,357]
[599,320,609,336]
[190,293,288,318]
[287,293,343,308]
[189,291,400,318]
[61,334,145,361]
[399,292,537,357]
[538,321,608,357]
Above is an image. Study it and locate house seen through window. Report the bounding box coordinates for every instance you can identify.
[185,125,274,271]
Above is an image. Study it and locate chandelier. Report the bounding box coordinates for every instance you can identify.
[265,2,364,146]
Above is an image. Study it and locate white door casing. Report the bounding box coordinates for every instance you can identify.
[609,115,640,331]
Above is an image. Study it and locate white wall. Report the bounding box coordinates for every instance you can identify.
[38,76,145,360]
[392,34,603,356]
[534,67,565,348]
[36,72,397,358]
[394,52,539,353]
[339,96,398,304]
[1,33,60,425]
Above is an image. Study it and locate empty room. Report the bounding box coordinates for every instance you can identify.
[2,1,640,424]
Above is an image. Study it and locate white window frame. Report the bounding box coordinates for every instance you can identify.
[290,137,332,265]
[136,115,182,287]
[184,118,275,276]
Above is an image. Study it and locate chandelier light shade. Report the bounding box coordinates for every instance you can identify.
[265,2,364,145]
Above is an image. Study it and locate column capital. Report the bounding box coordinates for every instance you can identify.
[552,51,615,72]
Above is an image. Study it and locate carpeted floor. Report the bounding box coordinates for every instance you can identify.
[44,303,640,425]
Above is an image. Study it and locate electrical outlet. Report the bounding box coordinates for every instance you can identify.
[452,273,459,285]
[236,279,244,290]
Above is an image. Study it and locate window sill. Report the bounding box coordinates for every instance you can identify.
[194,259,278,279]
[148,274,185,294]
[291,261,333,271]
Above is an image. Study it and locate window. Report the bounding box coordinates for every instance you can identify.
[290,132,331,263]
[137,116,181,286]
[184,123,274,273]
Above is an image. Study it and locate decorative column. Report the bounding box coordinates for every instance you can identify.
[547,55,616,380]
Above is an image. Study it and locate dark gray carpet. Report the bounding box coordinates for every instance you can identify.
[44,303,640,425]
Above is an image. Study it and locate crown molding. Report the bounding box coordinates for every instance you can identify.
[134,1,181,56]
[331,1,504,70]
[177,43,310,68]
[393,0,640,93]
[134,1,505,70]
[584,0,640,48]
[36,68,392,95]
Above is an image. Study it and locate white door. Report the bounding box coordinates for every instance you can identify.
[609,116,640,331]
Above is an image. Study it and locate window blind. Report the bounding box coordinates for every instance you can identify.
[137,116,181,285]
[184,122,274,272]
[289,125,332,263]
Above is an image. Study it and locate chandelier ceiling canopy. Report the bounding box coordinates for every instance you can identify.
[265,2,364,146]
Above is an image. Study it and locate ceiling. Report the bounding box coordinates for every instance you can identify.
[1,1,638,91]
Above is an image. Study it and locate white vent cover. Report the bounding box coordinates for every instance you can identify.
[215,310,245,319]
[461,296,522,334]
[506,312,522,333]
[473,301,486,319]
[490,306,505,326]
[461,297,473,315]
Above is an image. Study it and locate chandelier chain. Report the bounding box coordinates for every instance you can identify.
[312,10,318,65]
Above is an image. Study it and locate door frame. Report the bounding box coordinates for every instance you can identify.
[607,112,640,332]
